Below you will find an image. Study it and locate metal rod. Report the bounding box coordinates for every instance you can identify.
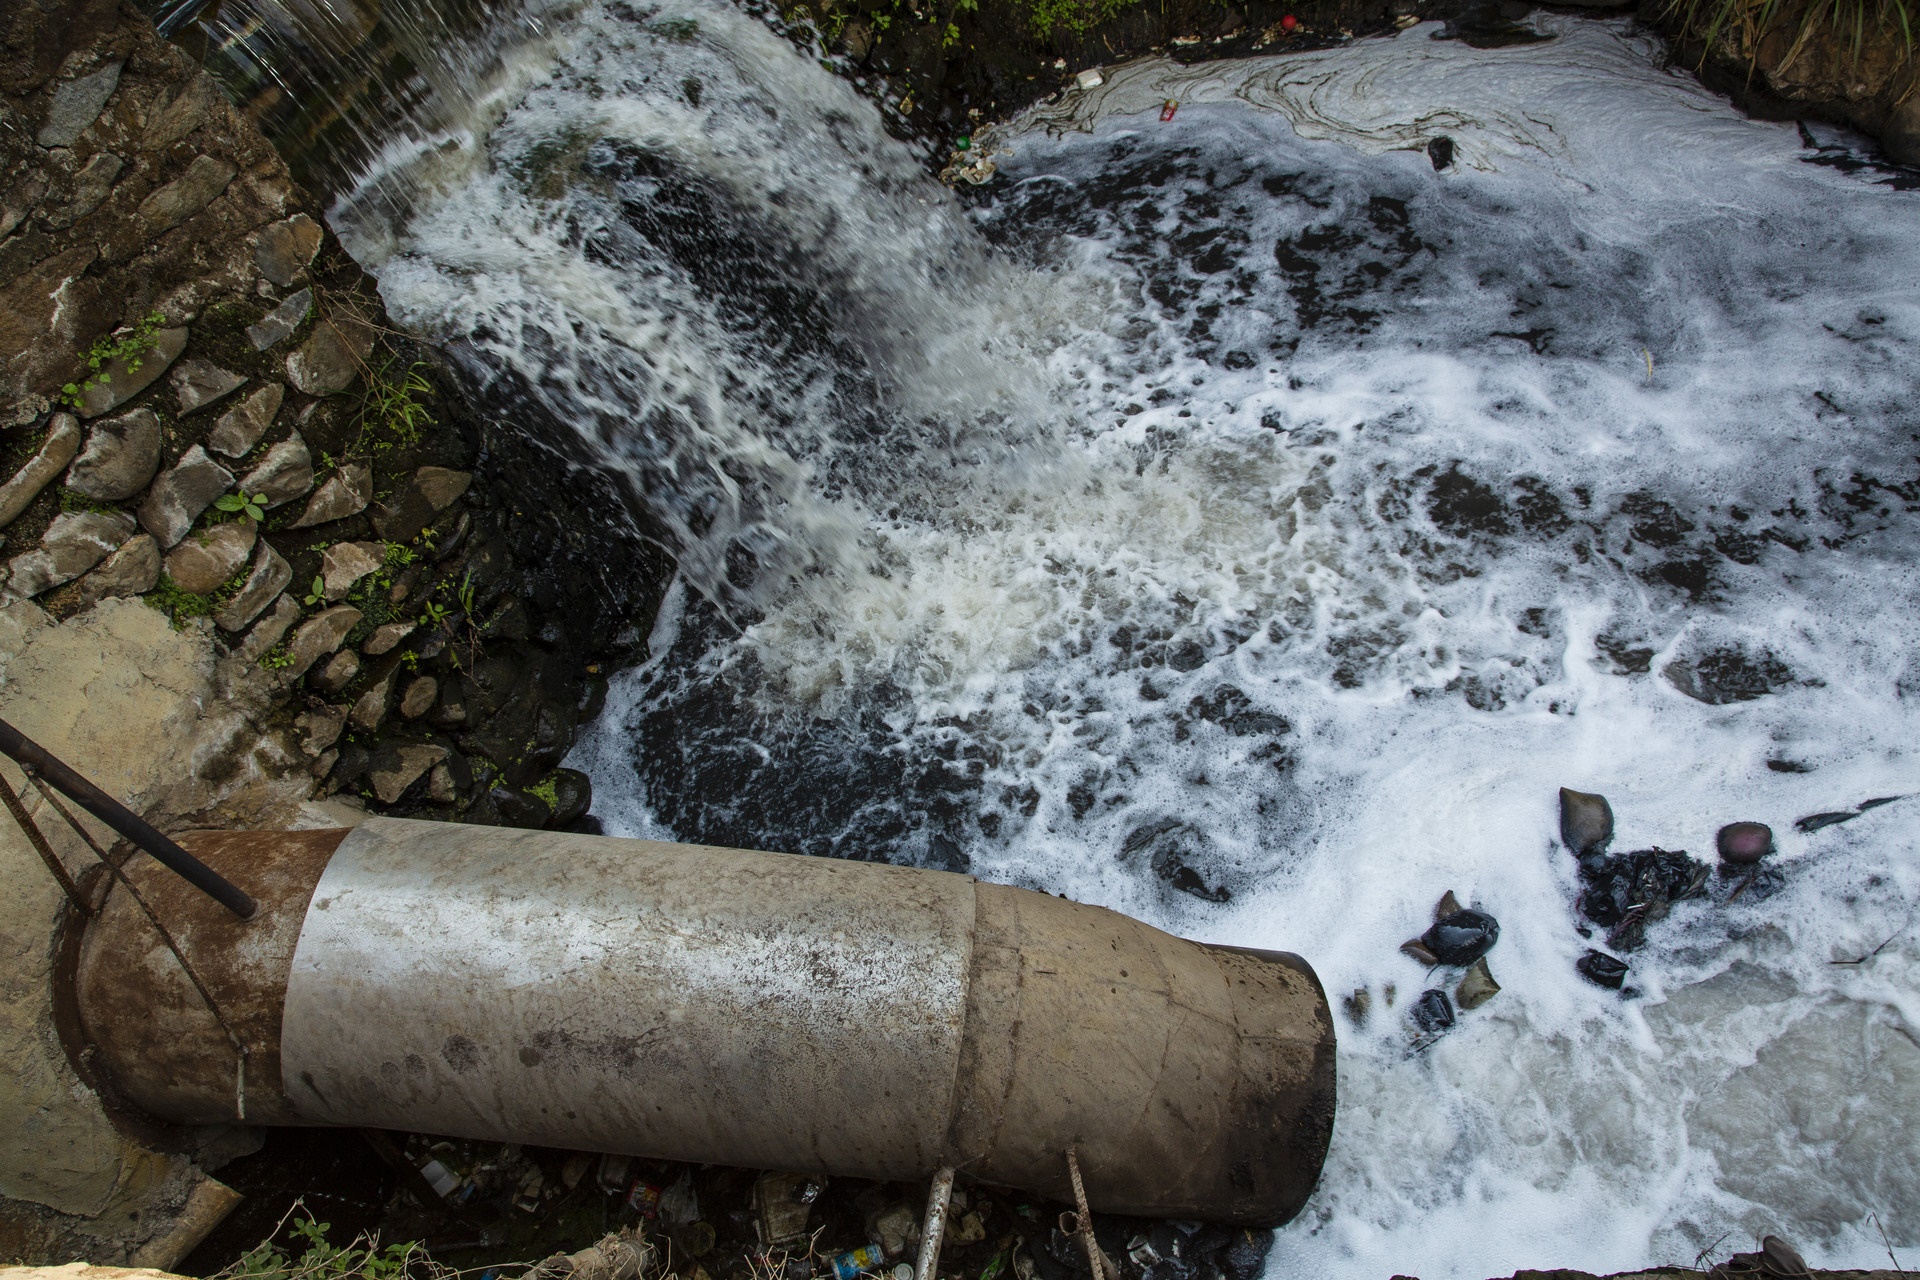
[0,767,92,914]
[914,1166,956,1280]
[1065,1147,1106,1280]
[0,716,255,919]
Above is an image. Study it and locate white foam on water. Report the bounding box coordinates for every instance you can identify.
[339,3,1920,1274]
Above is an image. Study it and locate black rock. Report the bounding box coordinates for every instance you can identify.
[1411,988,1455,1034]
[549,767,593,828]
[1427,136,1455,171]
[491,784,552,829]
[1420,909,1500,965]
[1716,821,1773,864]
[1220,1229,1273,1280]
[1576,949,1629,989]
[1558,787,1614,857]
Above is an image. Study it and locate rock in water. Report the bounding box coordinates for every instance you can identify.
[1559,787,1613,857]
[1454,958,1500,1010]
[1420,908,1500,965]
[1716,821,1773,864]
[1433,889,1462,920]
[1411,988,1455,1035]
[1575,949,1628,990]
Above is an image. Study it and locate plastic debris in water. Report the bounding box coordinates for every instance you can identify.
[1420,909,1500,965]
[1161,100,1179,122]
[1074,68,1104,89]
[1411,988,1455,1037]
[1576,949,1629,990]
[830,1246,885,1280]
[1454,957,1500,1010]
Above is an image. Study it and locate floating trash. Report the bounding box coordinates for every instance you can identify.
[1575,949,1629,990]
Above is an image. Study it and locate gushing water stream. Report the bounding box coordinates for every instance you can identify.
[181,0,1920,1271]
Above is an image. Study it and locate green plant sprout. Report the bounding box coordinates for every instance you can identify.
[215,490,268,522]
[420,600,450,626]
[350,358,435,458]
[302,575,326,607]
[58,311,166,410]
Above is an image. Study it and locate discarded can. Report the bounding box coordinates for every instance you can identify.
[830,1245,886,1280]
[1160,100,1179,122]
[626,1179,663,1217]
[1074,68,1104,89]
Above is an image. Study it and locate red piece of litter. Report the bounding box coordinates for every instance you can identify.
[1280,13,1298,28]
[1160,100,1178,121]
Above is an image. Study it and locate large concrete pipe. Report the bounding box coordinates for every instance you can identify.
[71,818,1335,1225]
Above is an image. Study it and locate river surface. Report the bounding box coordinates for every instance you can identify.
[215,0,1920,1271]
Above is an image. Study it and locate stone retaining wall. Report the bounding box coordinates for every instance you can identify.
[0,0,668,1265]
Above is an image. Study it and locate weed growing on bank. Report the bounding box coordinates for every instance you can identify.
[1666,0,1914,67]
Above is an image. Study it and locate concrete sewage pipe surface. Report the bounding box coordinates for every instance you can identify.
[69,818,1336,1225]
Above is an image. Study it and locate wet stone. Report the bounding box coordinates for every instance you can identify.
[296,704,349,757]
[206,383,284,457]
[362,620,415,655]
[235,593,301,664]
[286,313,374,395]
[66,408,161,501]
[143,74,220,149]
[0,413,80,528]
[321,540,384,601]
[246,288,313,351]
[254,214,323,287]
[311,650,361,695]
[1420,909,1500,966]
[7,510,134,599]
[239,431,313,507]
[373,466,473,541]
[1717,821,1774,865]
[163,520,255,595]
[138,445,233,547]
[170,360,247,417]
[369,742,450,805]
[1576,949,1629,990]
[290,461,372,527]
[352,669,395,731]
[213,540,291,632]
[399,675,439,720]
[285,604,361,678]
[78,327,188,418]
[138,155,237,235]
[37,62,123,147]
[1558,786,1614,858]
[72,532,159,608]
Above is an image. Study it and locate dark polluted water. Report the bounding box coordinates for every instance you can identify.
[301,3,1920,1275]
